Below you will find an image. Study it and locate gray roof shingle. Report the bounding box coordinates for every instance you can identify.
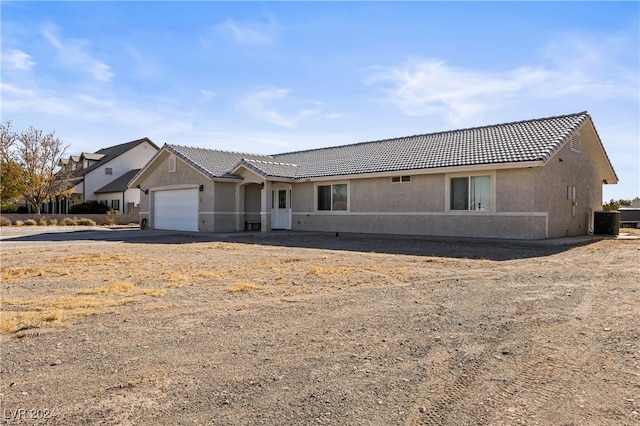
[164,112,610,180]
[77,137,159,177]
[166,145,276,180]
[94,169,141,193]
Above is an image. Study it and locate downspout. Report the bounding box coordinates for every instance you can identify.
[122,190,126,214]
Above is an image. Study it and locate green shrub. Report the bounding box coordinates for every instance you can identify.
[24,219,38,226]
[0,203,19,213]
[76,218,96,226]
[69,201,109,214]
[0,217,12,226]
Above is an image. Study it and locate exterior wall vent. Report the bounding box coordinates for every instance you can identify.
[570,133,581,153]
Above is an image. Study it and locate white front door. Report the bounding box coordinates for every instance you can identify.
[271,187,291,229]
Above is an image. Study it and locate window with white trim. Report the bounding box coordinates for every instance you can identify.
[111,200,120,210]
[317,183,348,211]
[450,175,492,211]
[392,176,411,183]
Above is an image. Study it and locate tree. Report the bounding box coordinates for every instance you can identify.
[0,121,26,203]
[0,121,69,214]
[602,198,632,211]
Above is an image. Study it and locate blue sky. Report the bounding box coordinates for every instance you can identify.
[1,1,638,200]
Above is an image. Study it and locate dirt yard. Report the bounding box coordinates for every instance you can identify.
[1,228,639,425]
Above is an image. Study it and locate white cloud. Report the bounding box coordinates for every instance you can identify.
[42,26,115,82]
[199,89,216,103]
[215,16,277,46]
[366,59,550,123]
[239,87,320,128]
[366,34,638,125]
[2,49,36,71]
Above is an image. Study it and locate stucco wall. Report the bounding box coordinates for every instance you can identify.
[350,175,445,212]
[534,128,603,238]
[495,168,535,212]
[288,171,549,239]
[212,181,237,232]
[136,151,215,231]
[244,184,262,225]
[290,211,547,239]
[1,212,139,226]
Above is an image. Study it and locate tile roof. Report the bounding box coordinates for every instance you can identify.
[94,169,141,193]
[166,145,275,180]
[164,112,609,180]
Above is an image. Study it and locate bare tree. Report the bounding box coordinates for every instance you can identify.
[0,121,69,213]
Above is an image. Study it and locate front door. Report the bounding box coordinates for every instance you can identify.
[271,187,291,229]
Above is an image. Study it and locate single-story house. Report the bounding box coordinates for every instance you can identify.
[129,111,618,239]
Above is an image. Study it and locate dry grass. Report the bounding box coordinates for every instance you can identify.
[0,239,445,334]
[0,295,135,334]
[1,266,70,281]
[79,281,137,295]
[1,279,168,333]
[52,253,135,264]
[227,282,261,293]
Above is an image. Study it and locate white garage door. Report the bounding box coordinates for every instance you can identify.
[153,188,199,232]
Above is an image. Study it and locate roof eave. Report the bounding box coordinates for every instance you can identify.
[295,161,546,181]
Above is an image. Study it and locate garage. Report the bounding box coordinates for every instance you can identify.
[153,188,199,231]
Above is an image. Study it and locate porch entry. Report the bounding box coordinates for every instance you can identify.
[271,186,292,229]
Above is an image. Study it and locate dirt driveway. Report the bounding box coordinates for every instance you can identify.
[1,228,639,425]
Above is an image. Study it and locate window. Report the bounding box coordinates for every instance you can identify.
[317,183,347,211]
[450,175,491,211]
[392,176,411,183]
[169,157,176,173]
[111,200,120,211]
[105,167,113,175]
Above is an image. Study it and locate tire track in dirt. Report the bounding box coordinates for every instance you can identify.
[404,342,498,425]
[488,346,584,423]
[403,276,595,425]
[401,275,503,425]
[485,288,615,425]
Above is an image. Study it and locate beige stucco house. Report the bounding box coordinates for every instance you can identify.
[129,112,618,239]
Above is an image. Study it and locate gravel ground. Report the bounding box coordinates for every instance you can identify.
[1,228,639,425]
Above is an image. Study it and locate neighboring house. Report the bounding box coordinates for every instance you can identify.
[48,138,159,214]
[129,112,618,239]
